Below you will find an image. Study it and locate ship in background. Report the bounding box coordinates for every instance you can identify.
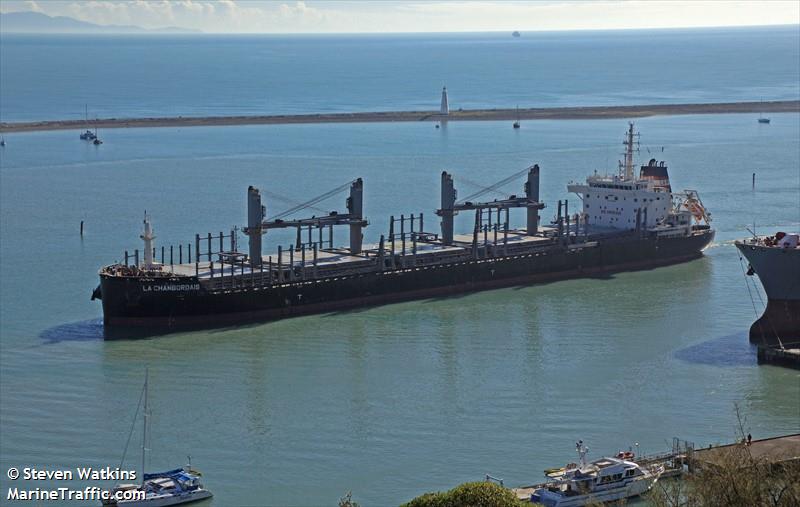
[736,233,800,348]
[92,123,714,335]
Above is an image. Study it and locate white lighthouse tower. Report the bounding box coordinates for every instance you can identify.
[440,86,449,115]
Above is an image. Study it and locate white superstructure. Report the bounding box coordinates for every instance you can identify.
[567,123,710,235]
[531,442,662,507]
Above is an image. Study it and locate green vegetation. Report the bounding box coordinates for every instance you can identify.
[400,481,527,507]
[648,447,800,507]
[649,405,800,507]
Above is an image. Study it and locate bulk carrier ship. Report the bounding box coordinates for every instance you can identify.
[736,232,800,348]
[92,124,714,334]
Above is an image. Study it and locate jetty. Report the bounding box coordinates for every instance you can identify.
[510,433,800,501]
[691,433,800,470]
[2,100,798,133]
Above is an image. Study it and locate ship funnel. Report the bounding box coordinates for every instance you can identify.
[247,186,263,267]
[140,213,156,268]
[526,164,540,235]
[348,178,364,254]
[440,171,456,245]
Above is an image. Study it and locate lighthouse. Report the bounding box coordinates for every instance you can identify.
[440,86,449,115]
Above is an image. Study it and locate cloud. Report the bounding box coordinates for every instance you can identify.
[24,1,43,13]
[1,0,798,33]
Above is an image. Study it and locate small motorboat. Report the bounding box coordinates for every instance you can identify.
[757,99,770,124]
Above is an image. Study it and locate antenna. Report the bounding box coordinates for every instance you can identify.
[575,440,589,468]
[619,122,640,180]
[751,172,756,238]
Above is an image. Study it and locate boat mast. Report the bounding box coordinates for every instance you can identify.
[576,440,589,468]
[141,369,148,487]
[621,122,639,180]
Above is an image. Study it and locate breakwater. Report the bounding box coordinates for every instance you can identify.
[2,100,798,133]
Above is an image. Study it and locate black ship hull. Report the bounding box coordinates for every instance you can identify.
[98,230,714,336]
[736,241,800,348]
[749,300,800,348]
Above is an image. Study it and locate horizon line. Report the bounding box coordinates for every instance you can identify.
[2,22,799,36]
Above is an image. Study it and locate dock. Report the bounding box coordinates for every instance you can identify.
[509,433,800,501]
[691,433,800,469]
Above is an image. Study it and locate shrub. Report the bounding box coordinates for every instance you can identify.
[401,481,527,507]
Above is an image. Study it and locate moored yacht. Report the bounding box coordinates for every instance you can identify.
[102,371,212,506]
[530,442,661,506]
[104,467,212,507]
[80,105,97,140]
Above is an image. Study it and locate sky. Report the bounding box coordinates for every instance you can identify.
[1,0,799,34]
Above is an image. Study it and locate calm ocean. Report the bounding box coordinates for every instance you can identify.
[1,27,799,507]
[1,26,799,122]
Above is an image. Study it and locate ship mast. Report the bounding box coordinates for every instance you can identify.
[620,122,639,180]
[576,440,589,469]
[141,368,149,488]
[140,213,156,268]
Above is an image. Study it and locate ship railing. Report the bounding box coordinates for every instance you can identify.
[200,245,385,292]
[120,229,238,273]
[485,474,504,487]
[123,242,196,270]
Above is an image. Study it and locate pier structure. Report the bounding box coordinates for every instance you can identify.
[510,433,800,501]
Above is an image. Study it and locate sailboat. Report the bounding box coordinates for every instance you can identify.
[103,370,212,507]
[0,136,6,147]
[513,106,521,129]
[80,104,97,140]
[93,119,103,145]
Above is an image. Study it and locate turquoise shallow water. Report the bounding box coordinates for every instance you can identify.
[1,113,799,506]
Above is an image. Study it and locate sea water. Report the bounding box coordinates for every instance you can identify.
[1,26,799,122]
[1,28,799,507]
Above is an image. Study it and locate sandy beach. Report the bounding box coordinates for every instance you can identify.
[1,100,797,133]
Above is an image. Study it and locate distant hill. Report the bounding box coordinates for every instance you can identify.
[0,11,200,34]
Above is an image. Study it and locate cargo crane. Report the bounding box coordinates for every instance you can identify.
[243,179,368,268]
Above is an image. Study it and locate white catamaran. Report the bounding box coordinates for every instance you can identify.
[103,370,212,507]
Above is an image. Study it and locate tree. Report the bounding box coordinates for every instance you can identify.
[649,404,800,507]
